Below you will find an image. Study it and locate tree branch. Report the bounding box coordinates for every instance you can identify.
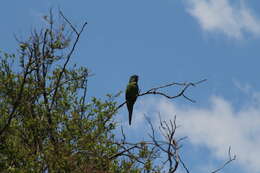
[50,11,87,110]
[211,146,236,173]
[115,79,207,112]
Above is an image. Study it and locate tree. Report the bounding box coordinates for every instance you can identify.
[0,10,235,173]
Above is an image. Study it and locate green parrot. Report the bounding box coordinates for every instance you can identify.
[125,75,139,125]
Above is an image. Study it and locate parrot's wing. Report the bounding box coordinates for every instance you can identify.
[126,82,139,101]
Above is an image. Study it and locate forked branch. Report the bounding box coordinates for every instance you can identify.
[50,11,87,110]
[211,146,236,173]
[116,79,207,111]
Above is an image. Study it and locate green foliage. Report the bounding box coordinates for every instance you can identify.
[0,11,162,173]
[0,50,119,172]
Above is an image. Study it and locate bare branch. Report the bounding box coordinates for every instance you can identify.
[50,11,87,110]
[146,115,182,172]
[179,156,190,173]
[211,146,236,173]
[114,79,207,113]
[139,79,207,103]
[59,11,80,35]
[109,145,139,160]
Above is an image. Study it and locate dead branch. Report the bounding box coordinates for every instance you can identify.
[109,115,187,172]
[115,79,207,112]
[139,79,207,102]
[146,115,184,173]
[50,11,87,110]
[110,114,235,173]
[211,146,236,173]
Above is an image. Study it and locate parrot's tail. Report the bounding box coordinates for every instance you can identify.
[127,102,133,125]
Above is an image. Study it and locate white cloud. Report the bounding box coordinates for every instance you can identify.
[185,0,260,39]
[150,96,260,172]
[126,90,260,172]
[233,80,260,105]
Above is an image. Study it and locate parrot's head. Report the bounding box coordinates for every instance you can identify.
[129,75,139,83]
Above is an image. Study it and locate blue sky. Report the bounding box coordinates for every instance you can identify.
[1,0,260,172]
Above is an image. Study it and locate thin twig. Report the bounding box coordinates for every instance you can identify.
[115,79,207,112]
[50,11,87,110]
[179,156,190,173]
[211,146,236,173]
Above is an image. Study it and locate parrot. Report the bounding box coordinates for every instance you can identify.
[125,75,139,125]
